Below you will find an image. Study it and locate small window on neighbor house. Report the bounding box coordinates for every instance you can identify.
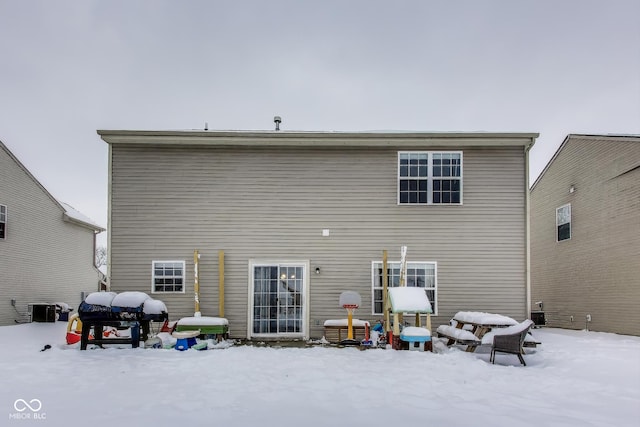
[556,204,571,242]
[0,205,6,239]
[152,261,185,293]
[398,152,462,204]
[371,261,437,315]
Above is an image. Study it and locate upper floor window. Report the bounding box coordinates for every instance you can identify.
[398,152,462,204]
[556,204,571,242]
[0,205,6,239]
[371,261,437,315]
[152,261,185,293]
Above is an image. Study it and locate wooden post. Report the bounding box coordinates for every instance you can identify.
[393,313,400,336]
[218,250,225,318]
[194,250,200,314]
[383,250,389,333]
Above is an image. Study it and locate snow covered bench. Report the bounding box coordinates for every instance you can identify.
[436,324,482,347]
[323,319,370,344]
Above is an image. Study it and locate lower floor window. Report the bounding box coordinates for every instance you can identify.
[372,261,437,315]
[152,261,185,293]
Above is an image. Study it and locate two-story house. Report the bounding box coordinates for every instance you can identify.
[0,140,105,325]
[531,134,640,336]
[99,129,538,340]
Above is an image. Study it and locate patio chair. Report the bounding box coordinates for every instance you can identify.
[490,319,534,366]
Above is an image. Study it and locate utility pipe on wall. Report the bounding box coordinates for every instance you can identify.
[218,250,225,318]
[194,249,200,315]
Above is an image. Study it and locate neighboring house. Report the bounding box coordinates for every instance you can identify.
[0,140,105,325]
[530,134,640,336]
[99,129,538,340]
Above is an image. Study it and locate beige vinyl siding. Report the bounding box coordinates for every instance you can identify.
[0,144,101,325]
[110,142,528,339]
[531,136,640,336]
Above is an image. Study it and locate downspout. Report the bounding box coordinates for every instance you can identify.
[93,231,97,269]
[525,139,534,320]
[106,142,113,291]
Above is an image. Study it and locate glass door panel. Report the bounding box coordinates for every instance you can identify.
[253,264,304,335]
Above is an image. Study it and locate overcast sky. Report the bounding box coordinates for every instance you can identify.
[1,0,639,245]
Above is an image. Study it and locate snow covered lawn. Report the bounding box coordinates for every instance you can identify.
[1,322,638,426]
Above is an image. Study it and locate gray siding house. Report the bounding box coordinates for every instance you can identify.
[0,140,105,326]
[99,130,538,340]
[530,134,640,336]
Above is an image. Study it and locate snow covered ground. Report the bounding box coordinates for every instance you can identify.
[1,322,638,427]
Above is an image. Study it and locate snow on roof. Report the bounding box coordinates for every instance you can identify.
[59,201,104,231]
[84,291,117,307]
[453,311,518,326]
[323,319,370,327]
[177,316,229,326]
[111,291,151,308]
[388,287,432,313]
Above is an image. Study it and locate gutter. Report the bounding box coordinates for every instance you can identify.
[524,137,536,321]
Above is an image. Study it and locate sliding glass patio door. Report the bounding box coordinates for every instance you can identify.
[251,262,308,338]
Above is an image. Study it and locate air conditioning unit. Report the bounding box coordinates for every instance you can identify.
[530,311,545,327]
[31,304,56,322]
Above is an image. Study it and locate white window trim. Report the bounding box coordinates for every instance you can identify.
[397,151,463,205]
[247,259,310,340]
[556,203,572,242]
[371,260,438,316]
[151,260,186,294]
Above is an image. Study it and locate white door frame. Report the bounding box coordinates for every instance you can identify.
[247,259,310,340]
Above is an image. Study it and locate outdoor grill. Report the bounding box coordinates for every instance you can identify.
[77,291,168,349]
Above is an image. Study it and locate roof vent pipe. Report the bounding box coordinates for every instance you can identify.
[274,116,281,131]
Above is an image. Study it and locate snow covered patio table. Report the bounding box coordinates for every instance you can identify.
[437,311,540,353]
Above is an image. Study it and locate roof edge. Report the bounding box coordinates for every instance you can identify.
[98,130,539,148]
[531,133,640,190]
[0,140,105,233]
